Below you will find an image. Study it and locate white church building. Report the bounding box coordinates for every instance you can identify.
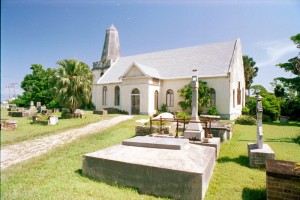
[92,25,245,120]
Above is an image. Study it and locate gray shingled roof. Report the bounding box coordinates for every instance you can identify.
[97,39,237,84]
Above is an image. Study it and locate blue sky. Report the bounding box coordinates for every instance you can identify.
[1,0,299,102]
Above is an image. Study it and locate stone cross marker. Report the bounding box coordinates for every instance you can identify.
[184,69,204,140]
[256,95,263,149]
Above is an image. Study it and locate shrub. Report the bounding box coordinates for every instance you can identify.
[118,109,129,115]
[61,109,72,119]
[242,107,250,115]
[235,115,257,125]
[262,115,272,122]
[246,89,280,121]
[207,106,219,115]
[158,104,167,113]
[176,111,191,119]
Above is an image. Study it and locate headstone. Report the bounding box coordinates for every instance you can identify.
[184,70,204,140]
[17,107,25,112]
[29,101,37,111]
[48,116,58,125]
[36,102,41,107]
[74,109,83,114]
[256,95,263,149]
[74,109,86,118]
[248,92,275,168]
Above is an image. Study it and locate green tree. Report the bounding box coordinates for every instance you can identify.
[20,64,55,106]
[274,84,285,98]
[276,33,300,95]
[178,81,212,111]
[243,55,259,101]
[51,59,93,114]
[248,85,281,122]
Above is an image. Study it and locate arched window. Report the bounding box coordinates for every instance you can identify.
[237,82,241,105]
[131,88,140,114]
[233,89,235,108]
[166,89,174,107]
[154,90,158,110]
[102,86,107,106]
[114,86,120,106]
[210,88,216,107]
[132,88,140,95]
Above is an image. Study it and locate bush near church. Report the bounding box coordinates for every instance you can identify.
[235,115,257,125]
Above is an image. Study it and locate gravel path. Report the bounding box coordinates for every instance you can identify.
[1,115,133,170]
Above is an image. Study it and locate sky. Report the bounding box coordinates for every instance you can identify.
[1,0,299,102]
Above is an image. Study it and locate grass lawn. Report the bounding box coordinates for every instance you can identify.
[1,109,119,146]
[1,117,299,200]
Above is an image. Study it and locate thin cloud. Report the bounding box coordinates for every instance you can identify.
[255,39,298,67]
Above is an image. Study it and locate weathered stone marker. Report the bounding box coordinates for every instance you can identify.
[256,95,263,149]
[248,92,275,168]
[184,69,204,140]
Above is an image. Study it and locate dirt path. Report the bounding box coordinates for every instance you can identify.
[1,115,133,170]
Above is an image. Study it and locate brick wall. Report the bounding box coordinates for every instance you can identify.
[266,160,300,200]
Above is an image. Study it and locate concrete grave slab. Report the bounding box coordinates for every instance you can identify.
[190,137,220,158]
[122,136,189,150]
[82,137,216,200]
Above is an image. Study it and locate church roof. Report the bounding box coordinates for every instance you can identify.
[97,39,239,84]
[120,62,161,79]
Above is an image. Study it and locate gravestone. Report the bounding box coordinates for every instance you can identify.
[248,93,275,168]
[29,101,37,111]
[83,136,216,199]
[74,109,86,118]
[48,116,58,125]
[184,70,204,140]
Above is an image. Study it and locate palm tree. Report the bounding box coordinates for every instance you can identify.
[243,55,259,100]
[52,59,94,114]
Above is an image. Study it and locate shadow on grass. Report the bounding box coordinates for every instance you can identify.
[292,135,300,145]
[217,155,249,167]
[75,169,83,176]
[242,187,266,200]
[74,169,173,199]
[265,135,300,145]
[263,122,300,127]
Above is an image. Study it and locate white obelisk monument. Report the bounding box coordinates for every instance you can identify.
[184,69,204,140]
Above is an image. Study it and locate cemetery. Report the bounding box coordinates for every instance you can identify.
[1,73,299,199]
[1,72,299,200]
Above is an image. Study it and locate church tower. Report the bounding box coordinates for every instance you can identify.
[93,24,120,81]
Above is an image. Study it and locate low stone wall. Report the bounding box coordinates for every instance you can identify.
[8,111,32,117]
[135,125,170,136]
[266,160,300,200]
[93,110,108,115]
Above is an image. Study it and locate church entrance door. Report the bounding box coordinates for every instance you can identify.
[131,88,140,114]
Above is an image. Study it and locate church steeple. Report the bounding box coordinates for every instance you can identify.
[100,24,120,66]
[93,24,120,79]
